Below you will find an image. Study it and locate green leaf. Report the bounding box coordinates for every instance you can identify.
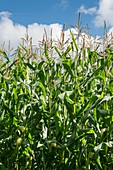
[37,142,43,148]
[98,109,108,115]
[70,30,78,51]
[81,59,109,87]
[62,62,74,78]
[94,143,103,152]
[58,91,73,101]
[86,129,95,134]
[38,70,45,84]
[38,82,46,99]
[65,93,74,105]
[63,44,72,57]
[100,95,113,103]
[0,50,9,62]
[96,155,102,169]
[28,133,34,145]
[54,46,62,58]
[104,141,113,147]
[77,95,98,116]
[54,78,62,86]
[19,43,28,52]
[38,61,45,70]
[0,163,6,170]
[25,63,36,71]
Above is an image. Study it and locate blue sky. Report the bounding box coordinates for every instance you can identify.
[0,0,100,35]
[0,0,113,49]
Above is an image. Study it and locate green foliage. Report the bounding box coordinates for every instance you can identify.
[0,32,113,170]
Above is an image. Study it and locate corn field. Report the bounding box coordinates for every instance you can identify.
[0,23,113,169]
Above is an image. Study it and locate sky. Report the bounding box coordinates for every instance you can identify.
[0,0,113,49]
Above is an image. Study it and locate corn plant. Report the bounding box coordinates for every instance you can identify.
[0,26,113,170]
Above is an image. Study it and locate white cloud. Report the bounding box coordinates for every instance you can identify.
[78,5,97,15]
[94,0,113,27]
[0,11,64,50]
[78,1,113,29]
[0,12,25,49]
[0,11,11,19]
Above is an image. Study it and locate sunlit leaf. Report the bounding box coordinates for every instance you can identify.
[94,143,103,152]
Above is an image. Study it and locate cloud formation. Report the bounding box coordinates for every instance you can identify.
[0,11,64,50]
[78,0,113,28]
[94,0,113,27]
[78,5,97,15]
